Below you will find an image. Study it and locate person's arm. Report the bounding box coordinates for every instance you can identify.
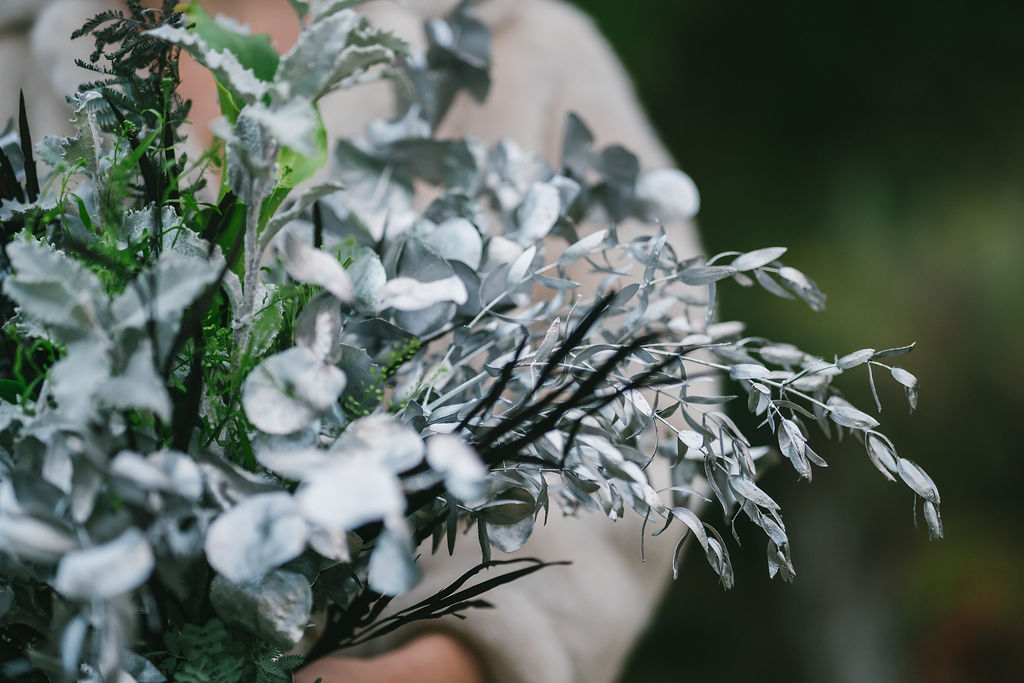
[295,632,485,683]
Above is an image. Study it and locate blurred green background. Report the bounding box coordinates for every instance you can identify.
[569,1,1024,681]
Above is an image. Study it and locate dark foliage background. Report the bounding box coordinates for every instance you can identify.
[569,1,1024,681]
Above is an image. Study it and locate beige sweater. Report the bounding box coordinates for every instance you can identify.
[0,3,702,682]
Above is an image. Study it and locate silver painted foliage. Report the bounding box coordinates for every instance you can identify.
[0,1,941,679]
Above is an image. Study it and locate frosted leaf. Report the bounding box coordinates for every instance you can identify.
[343,247,387,310]
[368,526,420,596]
[422,218,483,269]
[110,450,203,500]
[296,455,404,532]
[377,274,467,311]
[559,229,607,266]
[293,293,342,362]
[242,347,347,434]
[54,529,154,600]
[210,570,312,649]
[516,182,561,243]
[332,414,424,472]
[282,232,353,303]
[677,430,704,450]
[3,238,104,341]
[866,435,899,482]
[275,11,397,101]
[635,168,700,221]
[678,265,737,286]
[729,364,771,380]
[96,342,172,422]
[205,492,308,583]
[826,398,880,430]
[112,252,220,334]
[923,500,943,540]
[241,99,320,156]
[731,247,787,272]
[837,348,875,370]
[0,514,77,562]
[255,446,333,480]
[426,434,487,501]
[261,183,343,253]
[729,476,780,510]
[49,343,110,426]
[506,245,537,286]
[147,25,268,102]
[897,458,940,504]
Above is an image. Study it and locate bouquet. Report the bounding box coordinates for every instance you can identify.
[0,1,941,680]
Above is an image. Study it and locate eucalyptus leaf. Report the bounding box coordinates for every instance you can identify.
[210,570,312,649]
[729,364,771,380]
[678,265,737,286]
[204,492,308,583]
[242,347,347,435]
[635,168,700,222]
[826,400,880,430]
[836,348,875,370]
[54,528,154,600]
[426,434,487,501]
[890,367,917,388]
[559,229,607,266]
[296,455,405,531]
[422,218,483,270]
[368,526,420,596]
[516,182,561,243]
[896,458,940,504]
[923,500,943,540]
[378,274,468,311]
[0,514,77,562]
[344,247,388,310]
[336,345,385,417]
[331,414,423,472]
[731,247,787,272]
[872,342,917,359]
[294,293,343,362]
[728,476,780,511]
[282,232,353,302]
